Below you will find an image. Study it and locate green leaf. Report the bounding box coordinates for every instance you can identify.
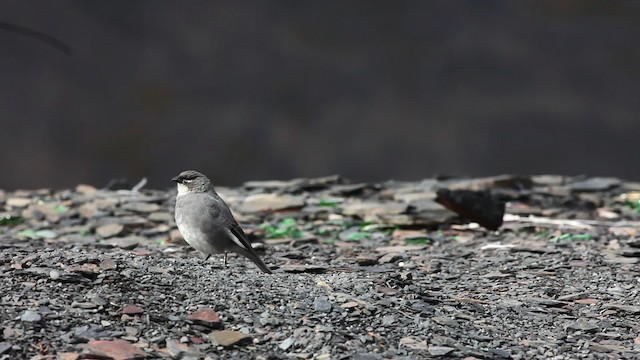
[54,204,68,213]
[262,218,309,239]
[550,233,592,242]
[18,229,37,239]
[35,230,57,239]
[405,238,430,245]
[18,229,57,239]
[360,223,382,232]
[346,232,370,241]
[0,215,24,226]
[318,199,340,207]
[279,218,297,226]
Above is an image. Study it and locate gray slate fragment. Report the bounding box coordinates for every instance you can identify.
[0,342,11,355]
[122,202,161,213]
[490,348,511,358]
[568,318,599,332]
[279,337,295,350]
[96,223,124,238]
[314,297,333,313]
[101,236,142,250]
[281,265,327,273]
[570,177,621,191]
[341,202,407,216]
[352,353,383,360]
[603,303,640,314]
[238,193,306,212]
[428,346,455,356]
[20,310,41,322]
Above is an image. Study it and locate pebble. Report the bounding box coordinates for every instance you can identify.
[238,193,306,212]
[86,339,149,359]
[428,346,455,356]
[20,310,41,323]
[314,298,333,313]
[96,223,124,238]
[209,330,251,347]
[568,318,599,332]
[122,304,144,315]
[6,197,31,207]
[187,308,221,327]
[101,237,141,250]
[279,337,295,350]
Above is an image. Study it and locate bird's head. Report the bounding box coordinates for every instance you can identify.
[172,170,212,195]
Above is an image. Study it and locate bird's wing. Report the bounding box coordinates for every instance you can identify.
[206,193,257,253]
[228,224,258,253]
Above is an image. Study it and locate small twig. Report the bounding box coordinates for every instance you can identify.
[130,177,147,192]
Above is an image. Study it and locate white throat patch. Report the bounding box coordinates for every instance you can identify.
[176,183,190,196]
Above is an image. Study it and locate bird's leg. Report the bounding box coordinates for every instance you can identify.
[224,252,228,268]
[204,254,211,261]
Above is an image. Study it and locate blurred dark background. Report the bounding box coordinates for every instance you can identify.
[1,1,639,190]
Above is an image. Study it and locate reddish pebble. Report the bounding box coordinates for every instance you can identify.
[188,308,221,324]
[87,339,148,360]
[122,304,144,315]
[575,298,599,305]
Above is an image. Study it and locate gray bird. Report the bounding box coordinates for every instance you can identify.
[172,170,272,273]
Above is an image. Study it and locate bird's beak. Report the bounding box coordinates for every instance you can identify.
[171,176,180,183]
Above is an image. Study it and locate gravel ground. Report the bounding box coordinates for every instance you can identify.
[1,175,639,359]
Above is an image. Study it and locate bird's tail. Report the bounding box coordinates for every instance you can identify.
[234,247,273,274]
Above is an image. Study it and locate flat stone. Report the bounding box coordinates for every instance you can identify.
[382,315,396,325]
[568,318,599,332]
[481,271,514,279]
[96,223,124,238]
[78,203,99,218]
[0,343,12,355]
[523,297,566,307]
[378,253,402,264]
[208,330,251,347]
[238,193,306,212]
[243,179,301,190]
[101,237,142,250]
[603,303,640,314]
[122,304,144,315]
[188,308,221,327]
[148,212,173,222]
[341,202,407,216]
[99,258,118,270]
[314,297,333,313]
[428,346,454,356]
[432,316,460,327]
[86,339,149,359]
[6,197,31,207]
[574,298,599,305]
[399,337,428,351]
[122,202,161,213]
[352,353,383,360]
[279,337,295,351]
[20,310,41,322]
[75,184,97,194]
[489,348,511,358]
[570,177,621,192]
[341,301,359,308]
[356,255,378,266]
[280,265,327,273]
[163,339,202,358]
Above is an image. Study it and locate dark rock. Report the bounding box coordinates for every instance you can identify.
[435,188,505,230]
